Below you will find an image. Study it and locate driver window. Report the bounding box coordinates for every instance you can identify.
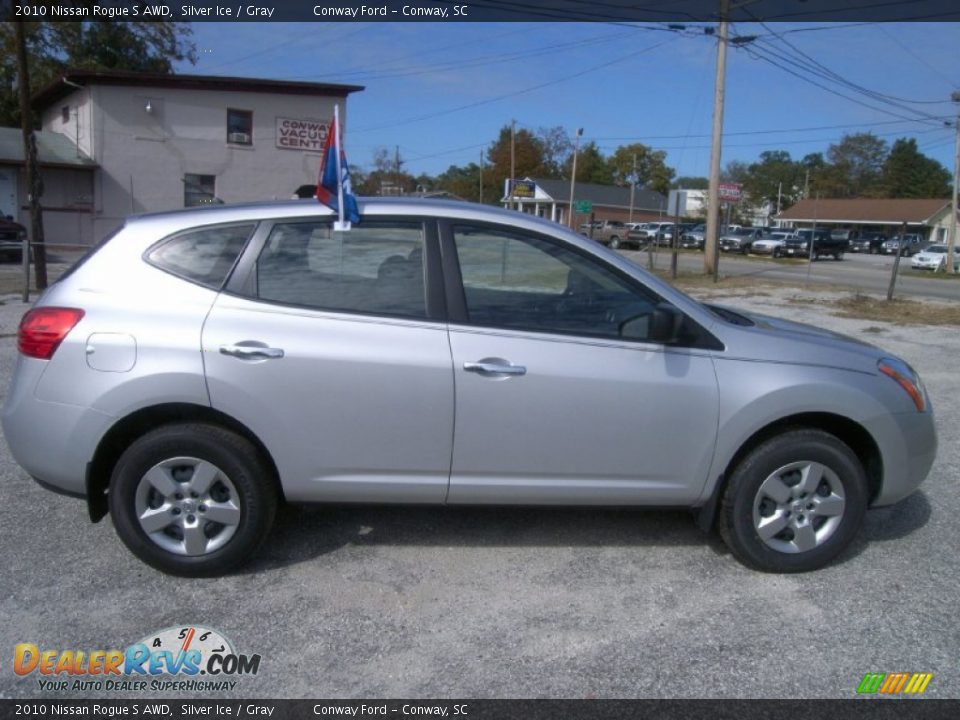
[452,225,661,340]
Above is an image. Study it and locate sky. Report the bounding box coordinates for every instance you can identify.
[175,21,960,182]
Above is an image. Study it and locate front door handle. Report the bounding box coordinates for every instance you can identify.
[220,344,285,360]
[463,360,527,376]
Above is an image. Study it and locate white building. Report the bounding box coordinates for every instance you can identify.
[667,188,706,218]
[2,70,363,244]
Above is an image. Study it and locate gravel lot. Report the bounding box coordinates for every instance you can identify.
[0,285,957,700]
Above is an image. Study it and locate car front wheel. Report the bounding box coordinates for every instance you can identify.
[109,422,278,577]
[718,429,867,572]
[609,236,621,250]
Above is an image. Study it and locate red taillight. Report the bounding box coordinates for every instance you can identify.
[17,307,85,360]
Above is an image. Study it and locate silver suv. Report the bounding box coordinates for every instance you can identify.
[3,199,936,576]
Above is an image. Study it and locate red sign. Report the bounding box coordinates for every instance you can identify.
[719,183,742,203]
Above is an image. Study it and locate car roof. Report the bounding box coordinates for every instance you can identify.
[126,197,576,236]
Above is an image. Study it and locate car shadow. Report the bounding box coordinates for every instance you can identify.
[245,503,711,573]
[828,491,932,568]
[244,490,932,574]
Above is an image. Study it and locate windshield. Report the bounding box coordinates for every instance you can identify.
[926,245,947,253]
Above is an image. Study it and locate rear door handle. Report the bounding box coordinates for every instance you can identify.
[463,360,527,376]
[220,344,285,360]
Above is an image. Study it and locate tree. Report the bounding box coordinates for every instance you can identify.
[356,147,416,195]
[741,150,806,209]
[673,176,709,189]
[0,21,197,126]
[536,126,573,177]
[879,138,951,198]
[487,125,548,198]
[434,162,498,203]
[607,143,675,195]
[821,132,888,197]
[567,141,613,185]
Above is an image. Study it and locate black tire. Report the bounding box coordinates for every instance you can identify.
[609,236,621,250]
[773,248,781,259]
[833,252,844,261]
[109,422,278,577]
[717,429,868,573]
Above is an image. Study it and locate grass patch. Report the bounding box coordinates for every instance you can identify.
[903,269,960,281]
[830,293,960,326]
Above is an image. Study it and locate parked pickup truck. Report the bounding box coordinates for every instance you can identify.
[583,220,635,249]
[781,228,846,260]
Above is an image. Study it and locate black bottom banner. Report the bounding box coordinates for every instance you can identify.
[2,699,960,720]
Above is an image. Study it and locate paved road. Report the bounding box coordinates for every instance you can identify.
[0,288,957,700]
[623,248,960,301]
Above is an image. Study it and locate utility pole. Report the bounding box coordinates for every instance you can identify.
[479,148,484,204]
[568,127,583,230]
[629,153,637,223]
[510,119,516,211]
[776,181,782,216]
[887,220,907,301]
[15,21,47,293]
[946,91,960,275]
[704,0,730,276]
[394,145,402,196]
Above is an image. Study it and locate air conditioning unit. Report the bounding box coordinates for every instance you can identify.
[228,132,251,144]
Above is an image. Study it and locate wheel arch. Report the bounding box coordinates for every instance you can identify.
[696,411,882,532]
[86,403,284,523]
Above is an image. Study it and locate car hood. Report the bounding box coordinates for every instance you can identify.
[709,306,883,372]
[913,252,941,260]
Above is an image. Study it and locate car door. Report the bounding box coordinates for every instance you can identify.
[202,217,454,504]
[441,221,720,506]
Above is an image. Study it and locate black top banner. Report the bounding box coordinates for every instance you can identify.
[4,0,960,22]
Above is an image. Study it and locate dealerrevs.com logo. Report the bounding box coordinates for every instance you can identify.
[14,625,261,693]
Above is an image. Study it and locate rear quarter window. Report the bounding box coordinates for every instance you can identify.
[146,223,255,290]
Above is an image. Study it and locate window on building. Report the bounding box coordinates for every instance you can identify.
[227,109,253,145]
[61,106,70,124]
[183,174,217,207]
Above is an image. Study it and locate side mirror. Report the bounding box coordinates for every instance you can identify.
[649,305,684,343]
[621,305,683,343]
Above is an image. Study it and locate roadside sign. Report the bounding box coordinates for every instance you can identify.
[719,183,742,203]
[510,179,536,198]
[574,200,593,213]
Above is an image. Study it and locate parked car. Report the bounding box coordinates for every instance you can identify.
[719,227,764,254]
[750,230,794,258]
[634,221,673,245]
[680,224,706,250]
[0,215,27,262]
[848,233,887,254]
[782,229,845,260]
[910,243,960,271]
[3,198,936,576]
[881,234,926,257]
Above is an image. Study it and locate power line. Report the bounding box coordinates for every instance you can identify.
[353,39,670,134]
[590,116,953,142]
[736,14,952,113]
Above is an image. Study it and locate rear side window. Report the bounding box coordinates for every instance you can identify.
[147,223,254,289]
[254,221,426,319]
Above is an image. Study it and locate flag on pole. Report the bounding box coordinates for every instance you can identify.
[317,104,360,229]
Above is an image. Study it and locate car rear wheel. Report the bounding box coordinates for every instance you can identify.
[109,422,278,577]
[718,429,868,573]
[609,236,621,250]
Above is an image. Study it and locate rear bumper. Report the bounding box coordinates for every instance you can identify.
[2,357,113,497]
